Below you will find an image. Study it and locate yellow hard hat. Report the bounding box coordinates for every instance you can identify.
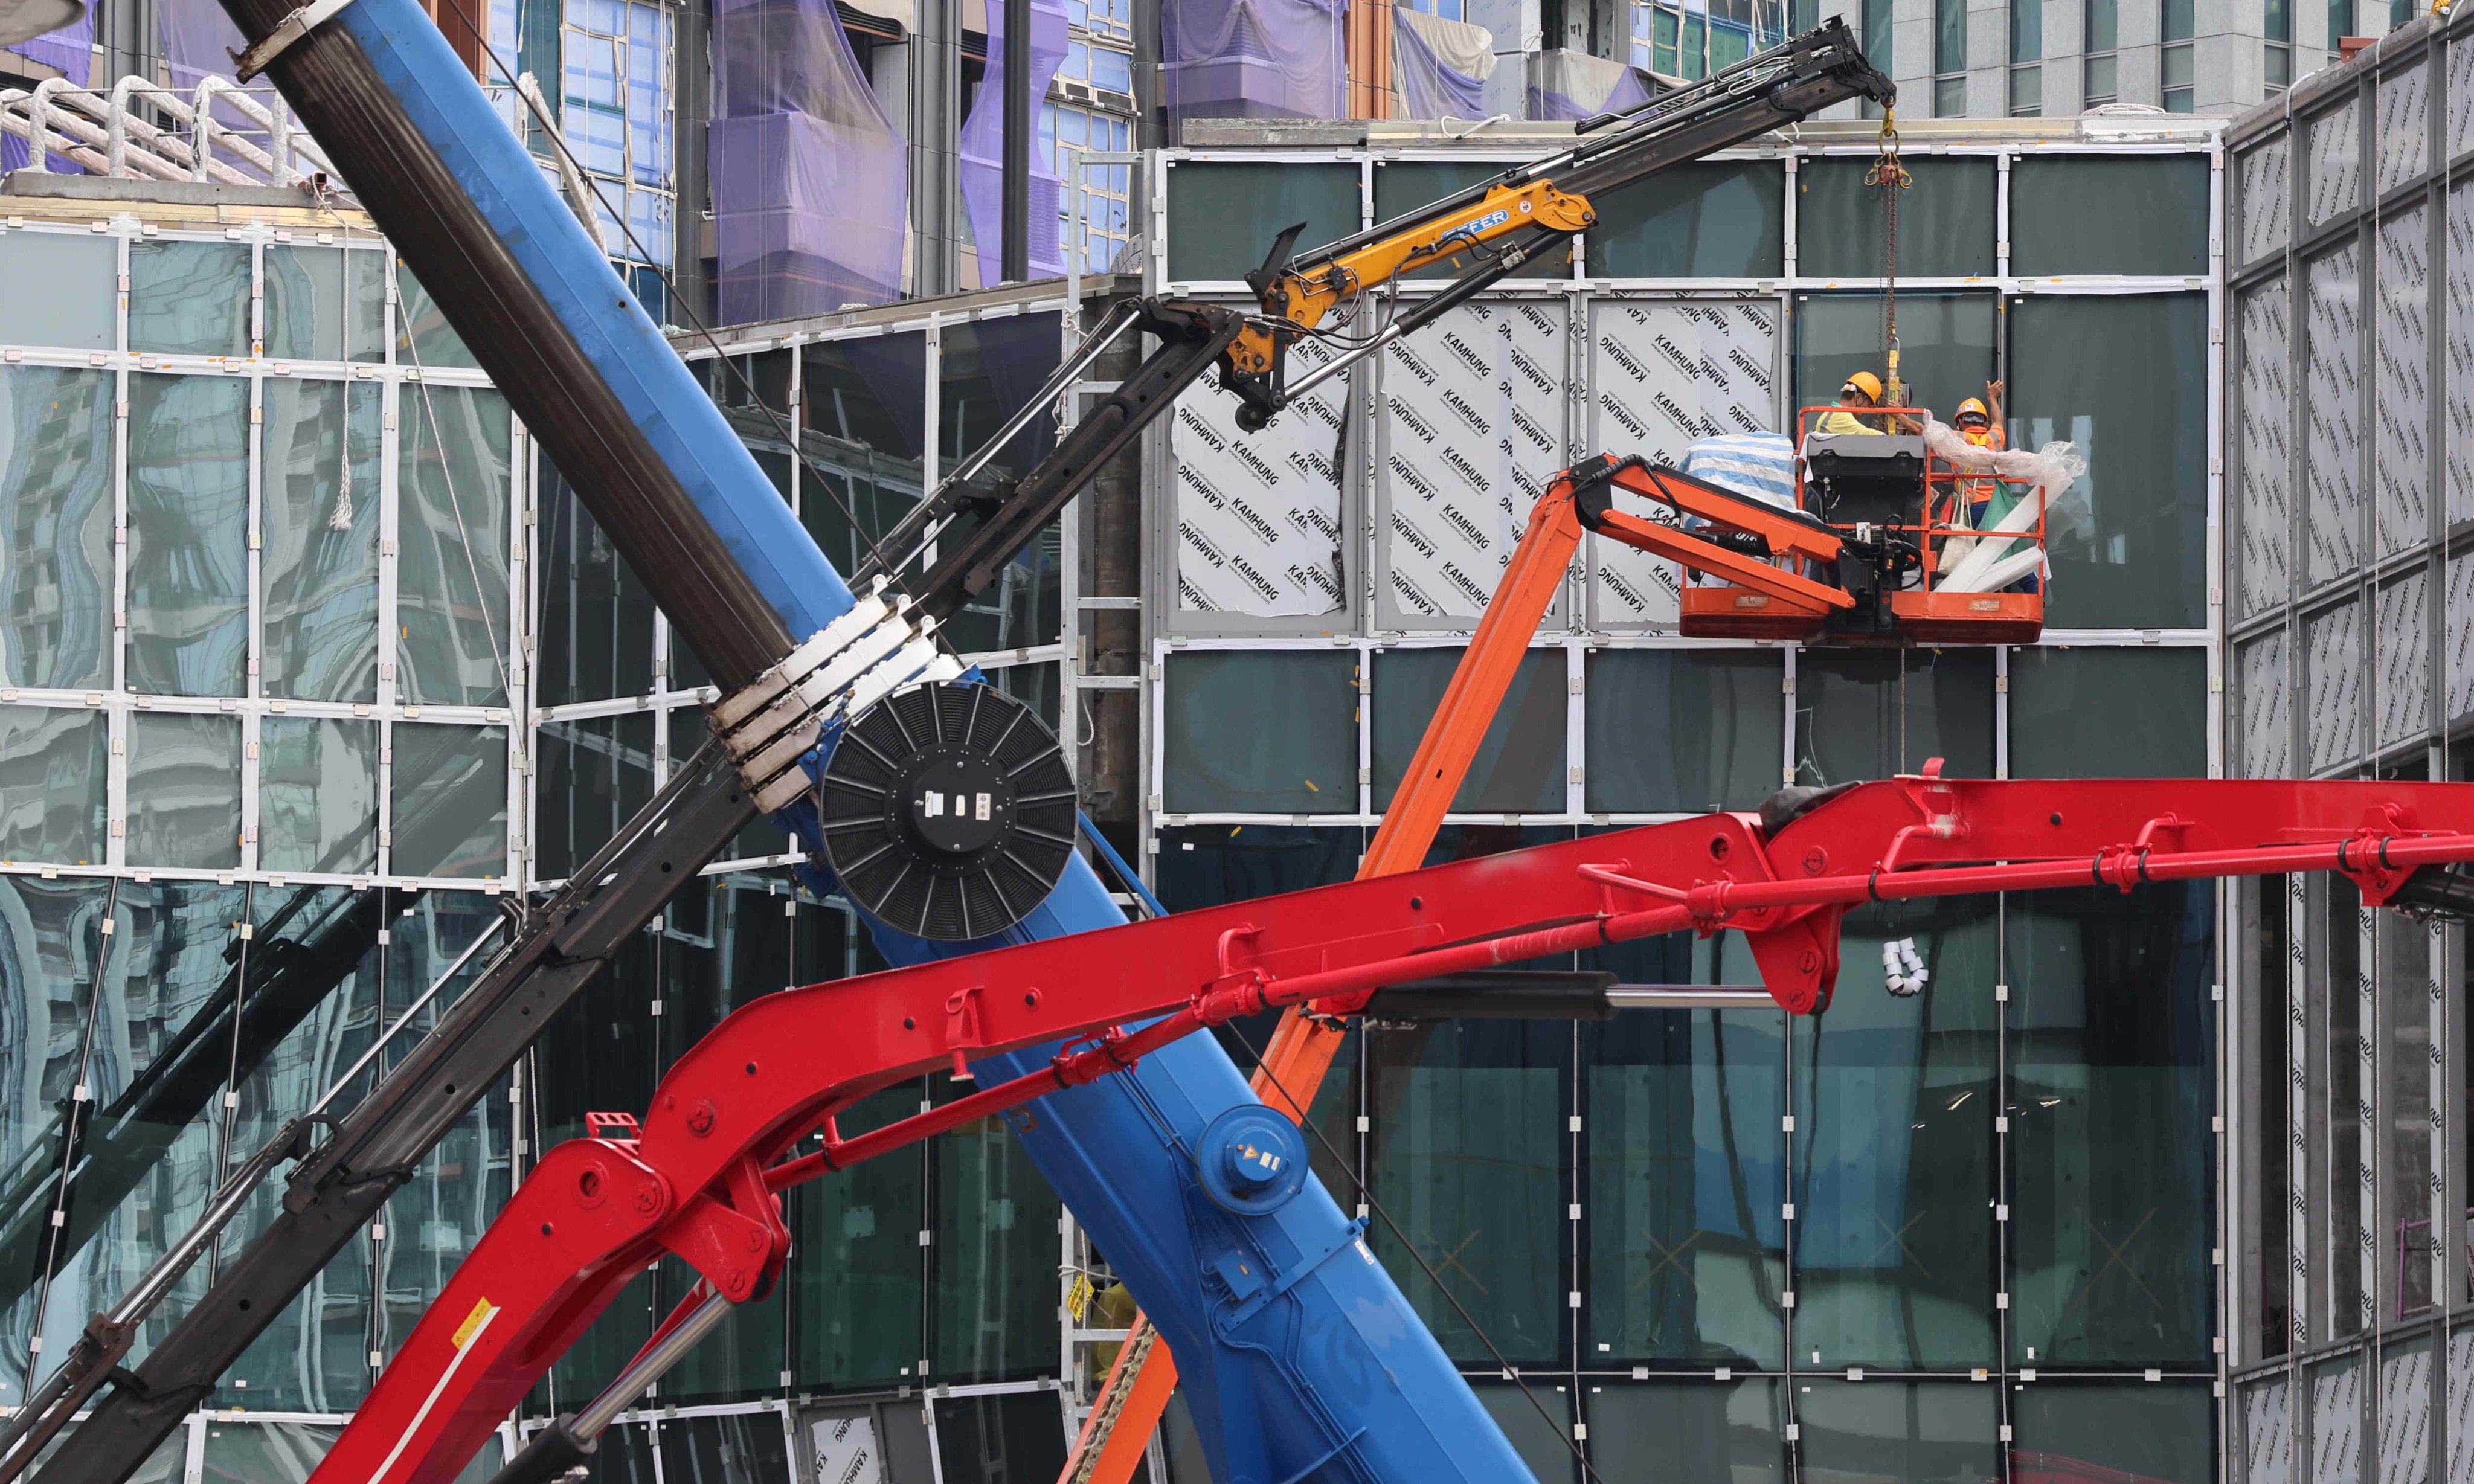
[1955,397,1990,425]
[1842,370,1884,403]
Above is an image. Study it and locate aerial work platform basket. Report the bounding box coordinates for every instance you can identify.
[1676,405,2050,646]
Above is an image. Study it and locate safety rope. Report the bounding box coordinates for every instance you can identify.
[1865,104,1910,408]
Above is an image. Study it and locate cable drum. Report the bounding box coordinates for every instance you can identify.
[817,681,1079,941]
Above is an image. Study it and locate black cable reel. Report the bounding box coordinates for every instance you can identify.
[816,681,1078,941]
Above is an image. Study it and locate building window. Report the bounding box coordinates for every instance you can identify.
[1634,0,1787,82]
[2161,0,2193,111]
[1397,0,1465,16]
[2008,0,2040,115]
[2264,0,2291,92]
[1860,0,1890,115]
[1058,38,1134,97]
[2081,0,2116,106]
[1043,101,1132,275]
[1933,0,1965,115]
[1065,0,1131,42]
[561,0,675,302]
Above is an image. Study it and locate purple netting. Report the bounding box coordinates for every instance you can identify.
[1161,0,1345,124]
[957,0,1066,283]
[5,7,92,83]
[1389,8,1489,119]
[159,0,246,95]
[1525,47,1651,120]
[713,0,908,323]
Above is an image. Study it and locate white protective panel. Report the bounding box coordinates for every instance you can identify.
[2449,1327,2474,1484]
[2307,599,2363,776]
[2375,1343,2430,1484]
[2240,278,2293,618]
[2241,135,2293,269]
[2374,205,2431,558]
[2313,1357,2362,1484]
[2374,60,2429,199]
[2305,242,2364,588]
[2447,182,2473,528]
[1376,300,1569,623]
[1168,332,1348,617]
[2247,1378,2295,1484]
[2376,568,2431,750]
[2308,97,2362,230]
[2241,630,2292,779]
[1585,299,1781,629]
[2446,551,2474,724]
[2451,36,2474,164]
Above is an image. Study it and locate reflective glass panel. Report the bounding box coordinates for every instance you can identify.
[939,317,1064,655]
[533,713,654,880]
[791,1086,925,1392]
[0,705,104,864]
[127,240,249,358]
[1155,823,1359,909]
[0,232,114,352]
[397,385,513,707]
[1372,162,1573,279]
[2012,1379,2214,1482]
[1469,1383,1577,1484]
[657,1414,791,1484]
[930,1393,1068,1484]
[127,711,243,869]
[535,464,654,705]
[259,716,378,875]
[2010,293,2209,629]
[394,262,481,369]
[1796,158,1996,279]
[1162,650,1357,814]
[263,244,388,362]
[262,379,382,702]
[0,366,112,691]
[1373,647,1565,813]
[1585,649,1783,813]
[389,722,507,878]
[2008,884,2216,1368]
[1793,648,1995,786]
[1793,1380,2001,1481]
[1369,1020,1568,1365]
[126,372,249,697]
[1163,162,1360,282]
[1583,1009,1787,1366]
[2008,646,2207,779]
[930,1113,1063,1381]
[198,1420,341,1484]
[1589,161,1785,278]
[1792,898,1999,1369]
[1581,1380,1786,1482]
[2011,157,2211,277]
[1793,291,1997,427]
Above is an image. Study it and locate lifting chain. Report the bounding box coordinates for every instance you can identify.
[1866,104,1911,408]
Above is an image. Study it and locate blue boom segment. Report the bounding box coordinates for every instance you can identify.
[331,3,1533,1479]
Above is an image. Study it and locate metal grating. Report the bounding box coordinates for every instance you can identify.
[1166,327,1349,617]
[2247,1377,2295,1484]
[1376,301,1568,622]
[2306,242,2365,588]
[2447,552,2474,724]
[2374,207,2431,557]
[2376,1344,2431,1484]
[2241,278,2294,617]
[2243,135,2295,267]
[2452,37,2474,164]
[2241,631,2293,778]
[2447,181,2474,529]
[2314,1358,2363,1483]
[2308,98,2363,229]
[2307,600,2364,774]
[2374,61,2430,199]
[2376,569,2431,749]
[1585,299,1779,629]
[2449,1327,2474,1484]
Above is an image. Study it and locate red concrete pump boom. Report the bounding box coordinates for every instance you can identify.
[310,772,2474,1484]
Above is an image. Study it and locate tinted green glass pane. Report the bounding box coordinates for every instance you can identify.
[127,241,249,357]
[1369,1020,1567,1365]
[533,464,655,705]
[1796,1380,2002,1480]
[1793,291,1996,425]
[2008,647,2206,779]
[1581,1380,1786,1482]
[1469,1383,1576,1484]
[792,1087,926,1392]
[259,716,378,873]
[2012,0,2043,62]
[1584,649,1782,812]
[658,1415,792,1484]
[1371,162,1571,280]
[390,722,507,878]
[2011,158,2209,277]
[1162,650,1357,814]
[0,706,104,865]
[1156,823,1358,908]
[535,713,654,879]
[262,379,382,702]
[1792,898,1999,1369]
[930,1116,1063,1381]
[0,233,114,352]
[2086,0,2117,53]
[127,712,242,869]
[394,262,480,369]
[931,1393,1069,1484]
[1583,1010,1787,1366]
[126,372,250,696]
[1373,647,1564,813]
[1793,648,1995,786]
[1163,162,1359,282]
[197,1421,341,1484]
[2010,294,2208,629]
[2008,884,2216,1368]
[1935,0,1965,73]
[397,385,513,707]
[0,366,112,692]
[2013,1380,2215,1482]
[1587,161,1784,278]
[1796,158,1996,279]
[264,245,388,362]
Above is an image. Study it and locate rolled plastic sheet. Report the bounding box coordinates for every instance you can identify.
[1389,6,1492,119]
[1525,45,1652,120]
[957,0,1067,282]
[1161,0,1345,124]
[712,0,907,321]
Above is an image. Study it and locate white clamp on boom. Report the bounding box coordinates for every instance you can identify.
[709,577,965,815]
[231,0,359,79]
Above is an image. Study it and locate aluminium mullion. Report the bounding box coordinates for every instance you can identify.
[242,361,264,876]
[108,231,129,872]
[2208,143,2228,785]
[377,260,401,885]
[504,413,530,891]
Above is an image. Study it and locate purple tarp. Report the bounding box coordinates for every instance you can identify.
[1161,0,1345,125]
[712,0,908,323]
[1389,6,1491,119]
[160,0,248,95]
[5,5,91,82]
[957,0,1066,284]
[1525,46,1653,120]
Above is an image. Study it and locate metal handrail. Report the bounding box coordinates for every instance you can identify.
[0,74,342,192]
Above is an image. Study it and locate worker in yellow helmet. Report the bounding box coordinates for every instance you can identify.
[1814,370,1889,435]
[1954,379,2008,518]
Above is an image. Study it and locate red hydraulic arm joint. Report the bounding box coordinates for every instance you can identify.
[312,776,2474,1484]
[1563,453,1856,620]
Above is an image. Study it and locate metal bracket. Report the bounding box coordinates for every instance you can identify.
[1213,1218,1372,1335]
[232,0,359,81]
